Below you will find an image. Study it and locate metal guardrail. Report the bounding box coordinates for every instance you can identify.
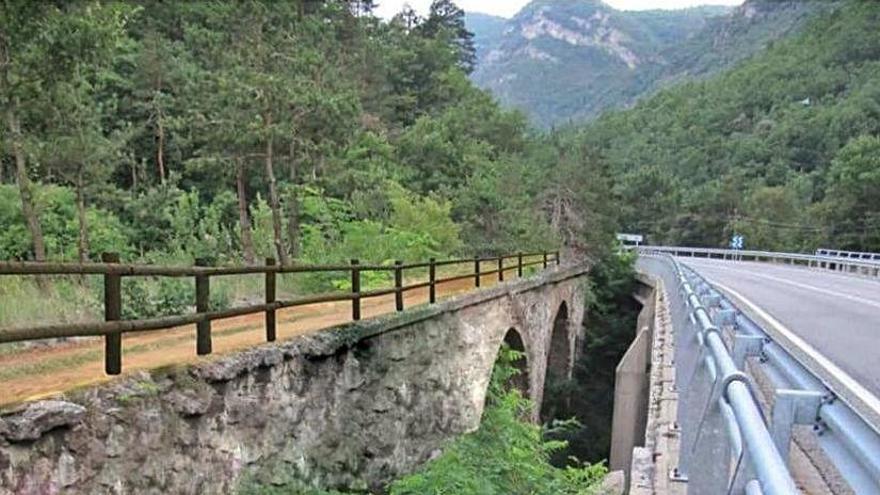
[641,254,880,494]
[0,250,560,375]
[633,245,880,279]
[665,255,797,494]
[815,248,880,264]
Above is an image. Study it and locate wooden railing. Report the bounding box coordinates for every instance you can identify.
[0,251,560,375]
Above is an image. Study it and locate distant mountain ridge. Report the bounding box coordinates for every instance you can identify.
[467,0,835,127]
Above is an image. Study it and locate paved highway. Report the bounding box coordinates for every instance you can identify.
[679,257,880,404]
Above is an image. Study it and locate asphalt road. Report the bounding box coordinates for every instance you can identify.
[679,257,880,402]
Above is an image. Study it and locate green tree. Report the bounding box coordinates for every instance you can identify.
[420,0,476,74]
[823,135,880,250]
[1,1,130,262]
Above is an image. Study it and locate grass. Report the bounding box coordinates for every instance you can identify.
[117,379,162,403]
[0,275,102,329]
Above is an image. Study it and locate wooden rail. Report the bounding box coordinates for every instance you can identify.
[0,251,561,375]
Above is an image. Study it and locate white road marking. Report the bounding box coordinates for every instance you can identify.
[682,257,880,290]
[705,278,880,418]
[686,261,880,309]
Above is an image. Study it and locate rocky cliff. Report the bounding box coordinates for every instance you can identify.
[469,0,835,127]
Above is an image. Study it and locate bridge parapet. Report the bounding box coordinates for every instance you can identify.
[0,251,560,376]
[635,254,880,494]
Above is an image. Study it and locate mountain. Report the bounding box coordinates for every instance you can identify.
[660,0,839,81]
[465,12,507,62]
[468,0,834,127]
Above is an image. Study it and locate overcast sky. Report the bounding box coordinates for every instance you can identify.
[375,0,745,19]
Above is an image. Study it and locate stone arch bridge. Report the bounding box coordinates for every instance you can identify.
[0,263,590,494]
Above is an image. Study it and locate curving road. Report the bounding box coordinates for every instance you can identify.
[679,257,880,404]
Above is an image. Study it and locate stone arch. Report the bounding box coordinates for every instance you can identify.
[546,301,572,381]
[541,301,572,422]
[500,327,530,398]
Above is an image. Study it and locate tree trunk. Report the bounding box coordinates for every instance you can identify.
[288,140,297,181]
[236,158,256,265]
[264,114,289,265]
[74,170,90,263]
[156,111,166,184]
[7,109,47,262]
[287,187,301,259]
[286,140,300,259]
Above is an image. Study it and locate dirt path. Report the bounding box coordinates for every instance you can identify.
[0,270,521,406]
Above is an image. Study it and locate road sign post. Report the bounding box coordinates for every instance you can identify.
[616,233,644,246]
[730,235,745,260]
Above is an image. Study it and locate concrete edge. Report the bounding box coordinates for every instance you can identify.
[629,271,683,495]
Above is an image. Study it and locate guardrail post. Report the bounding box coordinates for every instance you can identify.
[543,251,548,269]
[498,256,504,282]
[394,260,403,311]
[102,252,122,375]
[351,259,361,320]
[265,257,276,342]
[770,389,824,464]
[474,256,481,288]
[517,252,523,278]
[195,258,211,355]
[555,250,560,266]
[429,258,436,304]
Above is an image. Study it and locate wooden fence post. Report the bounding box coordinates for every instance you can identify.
[556,250,561,266]
[265,257,276,342]
[195,258,211,355]
[543,251,548,269]
[429,258,436,304]
[102,252,122,375]
[474,257,481,288]
[517,252,523,278]
[351,259,361,321]
[395,260,404,312]
[498,256,504,282]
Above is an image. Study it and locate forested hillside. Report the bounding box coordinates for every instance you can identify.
[580,0,880,251]
[0,0,615,275]
[468,0,832,127]
[465,12,507,62]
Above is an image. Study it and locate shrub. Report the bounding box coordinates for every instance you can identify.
[387,346,605,495]
[118,277,230,320]
[0,184,130,261]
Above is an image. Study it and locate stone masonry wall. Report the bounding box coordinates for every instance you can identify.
[0,265,588,495]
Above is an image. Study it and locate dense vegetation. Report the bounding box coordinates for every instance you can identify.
[241,347,606,495]
[580,0,880,251]
[0,0,616,325]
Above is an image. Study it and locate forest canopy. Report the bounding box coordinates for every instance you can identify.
[3,0,879,267]
[0,0,615,270]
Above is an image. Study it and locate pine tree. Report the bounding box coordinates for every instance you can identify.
[421,0,476,74]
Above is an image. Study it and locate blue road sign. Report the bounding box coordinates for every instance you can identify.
[730,235,744,250]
